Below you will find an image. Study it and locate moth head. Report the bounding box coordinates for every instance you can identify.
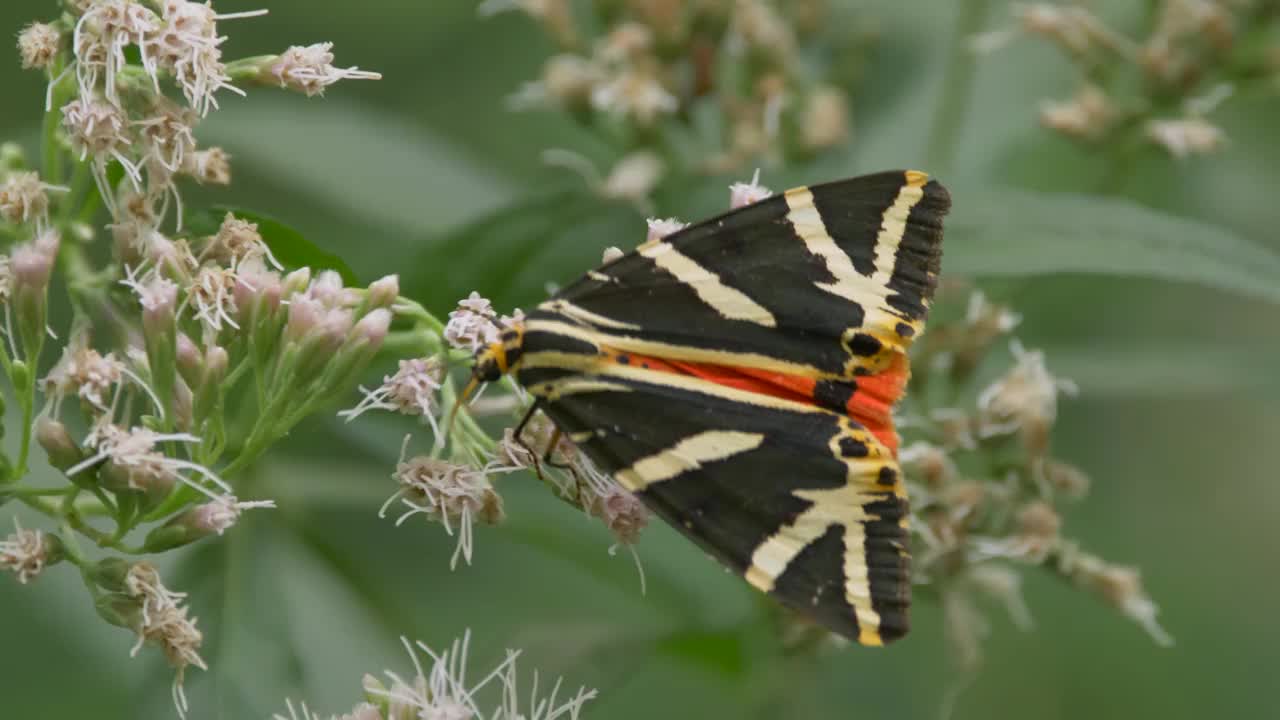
[471,324,525,383]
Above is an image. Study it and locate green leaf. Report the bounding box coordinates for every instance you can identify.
[187,207,359,285]
[199,96,517,235]
[403,190,642,313]
[945,186,1280,304]
[1040,342,1276,397]
[656,628,747,677]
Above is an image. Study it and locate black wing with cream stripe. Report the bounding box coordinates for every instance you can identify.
[489,170,951,646]
[519,359,912,646]
[545,171,949,379]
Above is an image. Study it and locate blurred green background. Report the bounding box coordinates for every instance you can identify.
[2,1,1279,719]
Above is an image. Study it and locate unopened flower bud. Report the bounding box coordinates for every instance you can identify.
[285,294,324,342]
[175,332,202,386]
[139,276,178,338]
[601,151,664,204]
[366,274,399,309]
[540,54,600,108]
[1046,460,1091,500]
[353,308,391,347]
[800,86,851,151]
[282,267,311,297]
[37,417,84,471]
[1016,501,1061,545]
[11,230,59,357]
[203,345,229,386]
[172,377,193,431]
[94,591,143,630]
[87,556,134,593]
[600,246,624,265]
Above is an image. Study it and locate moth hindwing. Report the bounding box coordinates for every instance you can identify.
[475,170,950,645]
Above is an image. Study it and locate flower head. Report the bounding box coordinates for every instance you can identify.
[0,520,60,584]
[0,171,59,226]
[644,217,687,244]
[976,340,1077,452]
[43,338,128,415]
[18,22,61,70]
[363,630,597,720]
[123,562,207,716]
[267,42,382,97]
[1146,117,1226,158]
[148,0,259,115]
[340,356,445,436]
[73,0,161,104]
[385,445,504,569]
[729,169,771,209]
[68,423,230,500]
[444,291,502,352]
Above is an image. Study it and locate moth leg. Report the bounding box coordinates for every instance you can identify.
[538,425,592,505]
[512,402,546,481]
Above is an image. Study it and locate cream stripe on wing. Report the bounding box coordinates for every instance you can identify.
[519,349,830,415]
[614,430,765,491]
[783,174,926,335]
[523,318,830,380]
[538,299,642,330]
[743,457,889,645]
[744,511,833,594]
[639,241,777,328]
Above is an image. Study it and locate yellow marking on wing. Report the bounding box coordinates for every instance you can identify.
[905,170,929,188]
[538,299,641,331]
[639,241,777,328]
[523,318,835,380]
[614,430,765,491]
[519,349,831,415]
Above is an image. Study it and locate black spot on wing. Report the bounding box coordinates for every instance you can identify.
[877,466,898,486]
[838,435,869,458]
[772,523,860,640]
[847,332,882,357]
[813,379,855,414]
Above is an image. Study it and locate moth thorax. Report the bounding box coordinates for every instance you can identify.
[473,322,526,382]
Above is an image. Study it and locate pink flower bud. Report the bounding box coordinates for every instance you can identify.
[366,274,399,308]
[353,308,391,347]
[282,267,311,297]
[175,332,203,386]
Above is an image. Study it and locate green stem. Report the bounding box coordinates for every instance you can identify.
[19,493,144,554]
[925,0,992,174]
[41,58,68,187]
